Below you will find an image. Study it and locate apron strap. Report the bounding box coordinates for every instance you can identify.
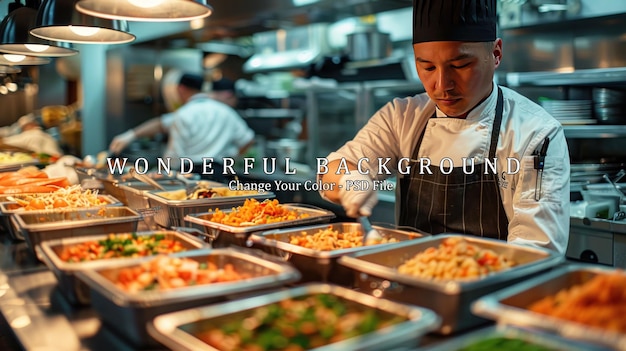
[488,87,504,159]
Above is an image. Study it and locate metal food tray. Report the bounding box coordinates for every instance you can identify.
[472,264,626,350]
[35,230,208,306]
[184,203,336,248]
[337,234,565,335]
[0,194,122,241]
[117,180,190,229]
[12,206,142,257]
[145,185,275,228]
[147,283,441,351]
[248,222,427,286]
[77,247,302,347]
[423,325,609,351]
[90,170,179,203]
[118,180,190,207]
[0,158,39,172]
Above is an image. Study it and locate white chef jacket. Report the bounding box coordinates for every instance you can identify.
[328,85,570,254]
[160,93,254,168]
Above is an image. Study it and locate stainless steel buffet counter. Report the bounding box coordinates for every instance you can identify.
[0,237,148,351]
[1,230,603,351]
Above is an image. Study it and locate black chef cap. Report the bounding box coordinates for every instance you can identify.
[413,0,497,44]
[211,78,235,92]
[178,73,204,91]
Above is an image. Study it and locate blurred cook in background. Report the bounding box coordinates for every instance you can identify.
[1,114,63,156]
[109,73,255,182]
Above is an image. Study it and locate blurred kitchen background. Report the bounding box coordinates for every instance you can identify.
[2,0,626,263]
[0,0,625,170]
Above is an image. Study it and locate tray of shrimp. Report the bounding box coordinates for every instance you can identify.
[472,264,626,350]
[76,247,301,347]
[248,222,427,285]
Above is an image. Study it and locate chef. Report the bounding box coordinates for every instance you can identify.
[319,0,570,253]
[1,114,63,156]
[109,74,254,182]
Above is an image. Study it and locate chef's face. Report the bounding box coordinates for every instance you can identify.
[413,39,502,117]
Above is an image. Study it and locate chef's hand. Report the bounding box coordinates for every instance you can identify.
[109,129,136,155]
[338,173,378,217]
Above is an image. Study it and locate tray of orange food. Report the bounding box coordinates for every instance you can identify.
[472,264,626,350]
[76,247,301,347]
[184,198,336,248]
[36,230,207,305]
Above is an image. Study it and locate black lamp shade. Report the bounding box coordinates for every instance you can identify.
[0,7,78,57]
[30,0,136,44]
[76,0,213,22]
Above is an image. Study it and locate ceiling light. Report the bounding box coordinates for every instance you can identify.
[3,54,25,62]
[68,25,100,37]
[0,54,50,65]
[30,0,135,44]
[75,0,212,22]
[0,7,78,57]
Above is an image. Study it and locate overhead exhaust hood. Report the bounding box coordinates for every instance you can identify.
[243,23,331,73]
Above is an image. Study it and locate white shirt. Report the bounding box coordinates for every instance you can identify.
[328,85,570,254]
[160,93,254,168]
[2,128,63,156]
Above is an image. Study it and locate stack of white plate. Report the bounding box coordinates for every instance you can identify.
[540,99,595,125]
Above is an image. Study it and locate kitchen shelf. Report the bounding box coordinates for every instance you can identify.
[239,108,303,119]
[563,125,626,138]
[505,67,626,87]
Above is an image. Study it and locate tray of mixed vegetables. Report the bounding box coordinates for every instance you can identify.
[13,206,142,256]
[77,247,301,347]
[337,234,564,335]
[148,283,441,351]
[37,230,207,305]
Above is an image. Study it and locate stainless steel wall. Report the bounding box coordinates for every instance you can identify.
[499,1,626,72]
[105,46,203,143]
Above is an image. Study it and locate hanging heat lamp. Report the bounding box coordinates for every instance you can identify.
[0,54,50,65]
[0,5,77,57]
[75,0,213,22]
[30,0,135,44]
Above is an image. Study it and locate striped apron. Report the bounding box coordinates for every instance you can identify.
[398,87,508,240]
